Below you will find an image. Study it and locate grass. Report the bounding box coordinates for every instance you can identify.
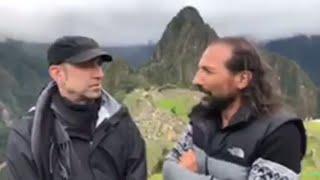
[156,99,190,122]
[155,96,198,123]
[302,121,320,180]
[149,173,163,180]
[147,139,173,173]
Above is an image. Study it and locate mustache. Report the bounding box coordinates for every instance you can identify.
[193,84,235,110]
[193,85,211,96]
[193,85,213,106]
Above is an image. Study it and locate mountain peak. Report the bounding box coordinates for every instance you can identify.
[152,6,217,64]
[175,6,204,24]
[140,6,218,86]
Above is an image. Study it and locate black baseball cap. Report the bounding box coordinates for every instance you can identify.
[47,36,112,65]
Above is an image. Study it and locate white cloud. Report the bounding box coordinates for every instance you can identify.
[0,0,319,45]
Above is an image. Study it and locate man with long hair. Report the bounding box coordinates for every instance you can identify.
[164,37,306,180]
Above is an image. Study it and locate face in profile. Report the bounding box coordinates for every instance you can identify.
[50,57,106,102]
[193,43,240,110]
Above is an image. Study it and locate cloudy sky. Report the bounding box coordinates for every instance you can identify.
[0,0,319,45]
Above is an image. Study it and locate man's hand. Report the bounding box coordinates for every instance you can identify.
[179,149,198,172]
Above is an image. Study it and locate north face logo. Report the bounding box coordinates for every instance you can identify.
[227,147,245,159]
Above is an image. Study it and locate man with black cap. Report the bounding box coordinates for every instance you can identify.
[6,36,147,180]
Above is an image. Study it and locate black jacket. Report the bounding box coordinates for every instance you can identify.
[6,82,147,180]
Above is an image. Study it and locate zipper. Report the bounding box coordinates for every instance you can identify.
[49,142,55,174]
[88,140,95,180]
[88,122,122,179]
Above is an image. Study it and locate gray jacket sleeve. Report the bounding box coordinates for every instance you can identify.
[163,161,214,180]
[163,124,215,180]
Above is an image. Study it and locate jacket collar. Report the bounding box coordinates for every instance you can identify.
[31,81,122,172]
[190,102,257,130]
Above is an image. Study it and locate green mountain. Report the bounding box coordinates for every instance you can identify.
[260,51,318,118]
[102,59,149,101]
[139,6,218,86]
[0,39,48,116]
[104,45,155,69]
[264,35,320,86]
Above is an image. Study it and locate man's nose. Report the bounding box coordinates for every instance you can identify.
[93,65,104,79]
[192,71,202,85]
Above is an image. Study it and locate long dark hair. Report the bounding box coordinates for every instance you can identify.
[211,37,282,115]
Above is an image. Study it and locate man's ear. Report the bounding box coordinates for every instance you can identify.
[48,65,62,83]
[235,70,253,90]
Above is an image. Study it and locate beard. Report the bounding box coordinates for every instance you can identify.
[195,85,236,111]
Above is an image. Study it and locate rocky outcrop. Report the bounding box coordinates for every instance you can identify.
[140,6,218,86]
